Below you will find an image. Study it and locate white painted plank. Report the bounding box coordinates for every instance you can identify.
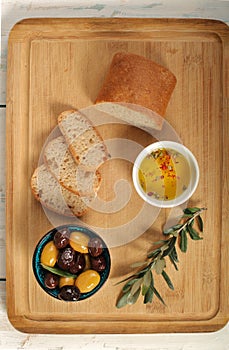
[0,108,5,279]
[1,0,229,104]
[0,281,229,349]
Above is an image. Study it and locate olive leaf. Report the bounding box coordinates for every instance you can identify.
[184,207,200,214]
[135,267,150,277]
[130,278,142,296]
[161,270,174,290]
[162,236,177,258]
[144,281,154,304]
[169,246,179,271]
[154,258,166,275]
[142,270,152,296]
[127,287,141,305]
[147,248,161,259]
[171,224,183,231]
[187,225,203,240]
[153,240,169,245]
[180,229,188,252]
[144,287,154,304]
[163,227,175,235]
[116,292,130,309]
[169,254,179,271]
[169,246,179,263]
[181,213,193,218]
[41,264,78,278]
[122,278,139,293]
[196,215,203,232]
[163,224,182,235]
[153,287,166,305]
[160,243,170,253]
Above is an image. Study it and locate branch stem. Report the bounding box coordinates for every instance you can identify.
[176,207,207,235]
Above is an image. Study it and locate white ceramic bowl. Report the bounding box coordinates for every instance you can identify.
[132,141,199,208]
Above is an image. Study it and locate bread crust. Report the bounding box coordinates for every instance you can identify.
[95,52,177,117]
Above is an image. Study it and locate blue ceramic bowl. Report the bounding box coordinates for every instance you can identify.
[32,225,111,301]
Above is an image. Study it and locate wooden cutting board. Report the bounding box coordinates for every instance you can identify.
[6,18,229,334]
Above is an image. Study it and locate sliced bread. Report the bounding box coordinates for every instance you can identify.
[31,164,92,217]
[44,135,101,196]
[58,110,110,170]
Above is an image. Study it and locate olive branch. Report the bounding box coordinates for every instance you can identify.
[116,207,207,308]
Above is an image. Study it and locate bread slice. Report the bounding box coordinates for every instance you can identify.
[58,110,110,170]
[31,164,92,217]
[94,102,163,131]
[95,52,177,117]
[44,135,101,196]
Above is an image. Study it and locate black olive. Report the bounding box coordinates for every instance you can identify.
[44,272,59,289]
[57,247,75,271]
[88,237,103,257]
[54,228,70,249]
[58,285,81,301]
[90,255,106,272]
[69,252,86,274]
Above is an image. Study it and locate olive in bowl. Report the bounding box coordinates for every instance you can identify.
[32,225,111,301]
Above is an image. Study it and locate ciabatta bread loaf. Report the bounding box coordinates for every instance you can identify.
[95,52,177,118]
[31,164,92,217]
[44,136,101,196]
[58,110,109,170]
[94,102,163,131]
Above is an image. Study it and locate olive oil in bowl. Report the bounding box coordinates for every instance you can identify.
[133,141,199,208]
[138,148,191,201]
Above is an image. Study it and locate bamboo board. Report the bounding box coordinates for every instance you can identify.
[6,18,229,334]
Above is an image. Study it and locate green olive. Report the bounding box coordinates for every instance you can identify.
[75,269,100,293]
[83,254,91,271]
[40,241,58,267]
[59,276,75,289]
[69,231,90,254]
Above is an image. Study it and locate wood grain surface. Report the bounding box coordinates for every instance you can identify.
[5,18,229,334]
[0,109,6,279]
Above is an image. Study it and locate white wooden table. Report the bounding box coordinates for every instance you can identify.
[1,1,229,349]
